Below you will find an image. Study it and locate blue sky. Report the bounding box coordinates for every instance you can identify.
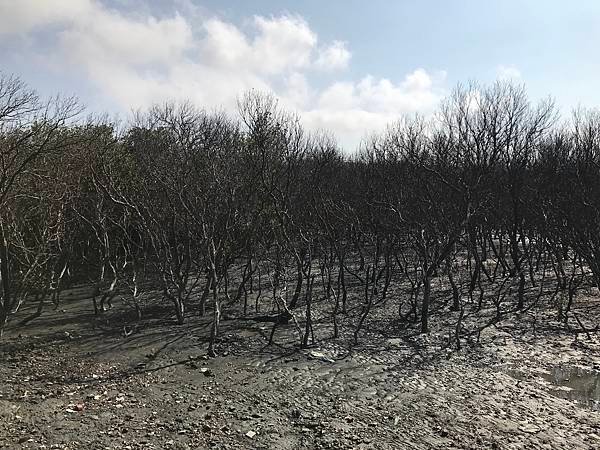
[1,0,599,149]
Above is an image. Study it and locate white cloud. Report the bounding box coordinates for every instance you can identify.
[201,18,251,68]
[402,68,433,91]
[316,41,351,71]
[306,69,445,149]
[0,0,447,151]
[0,0,94,34]
[60,12,193,67]
[282,73,312,110]
[496,64,522,81]
[252,15,316,74]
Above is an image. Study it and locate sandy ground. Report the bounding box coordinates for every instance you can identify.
[1,284,599,449]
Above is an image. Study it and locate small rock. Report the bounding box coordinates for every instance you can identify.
[200,368,214,377]
[519,423,541,433]
[309,351,335,363]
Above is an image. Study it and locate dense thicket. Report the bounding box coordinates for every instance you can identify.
[2,74,599,353]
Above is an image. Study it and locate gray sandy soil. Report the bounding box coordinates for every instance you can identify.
[1,286,599,449]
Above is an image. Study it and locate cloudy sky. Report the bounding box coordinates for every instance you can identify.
[1,0,599,150]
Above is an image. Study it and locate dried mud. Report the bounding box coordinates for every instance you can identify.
[1,285,599,449]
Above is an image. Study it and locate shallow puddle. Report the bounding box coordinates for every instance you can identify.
[505,365,600,411]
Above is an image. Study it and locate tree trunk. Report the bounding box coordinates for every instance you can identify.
[517,271,526,310]
[0,220,13,338]
[0,308,8,338]
[199,273,211,316]
[339,254,347,314]
[448,257,460,311]
[289,253,303,309]
[420,273,431,333]
[174,297,185,325]
[302,275,314,348]
[207,240,220,357]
